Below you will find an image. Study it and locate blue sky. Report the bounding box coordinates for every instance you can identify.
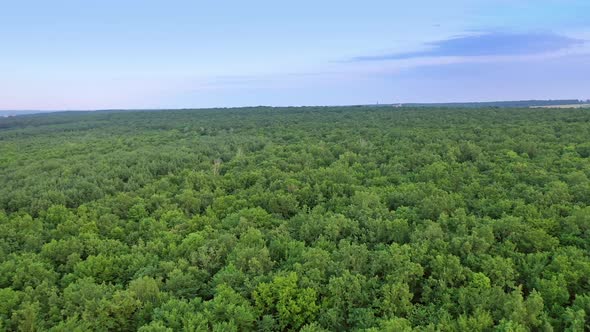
[1,0,589,110]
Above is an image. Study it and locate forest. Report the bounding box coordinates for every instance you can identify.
[0,106,589,331]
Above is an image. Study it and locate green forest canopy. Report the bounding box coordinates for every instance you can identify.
[0,106,589,331]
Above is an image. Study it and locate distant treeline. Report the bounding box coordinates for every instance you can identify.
[2,100,589,119]
[397,99,586,108]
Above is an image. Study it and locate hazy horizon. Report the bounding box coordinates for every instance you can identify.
[2,1,589,110]
[2,99,589,116]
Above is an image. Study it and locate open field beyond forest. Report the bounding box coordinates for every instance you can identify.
[531,104,590,109]
[1,106,590,331]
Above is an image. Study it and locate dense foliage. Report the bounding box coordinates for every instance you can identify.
[1,106,590,331]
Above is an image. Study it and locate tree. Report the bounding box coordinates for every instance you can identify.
[253,272,319,330]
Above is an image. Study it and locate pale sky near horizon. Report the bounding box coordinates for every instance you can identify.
[1,1,589,110]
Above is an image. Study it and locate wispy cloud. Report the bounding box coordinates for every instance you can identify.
[352,32,585,61]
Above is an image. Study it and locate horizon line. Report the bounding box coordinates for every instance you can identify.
[1,98,589,113]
